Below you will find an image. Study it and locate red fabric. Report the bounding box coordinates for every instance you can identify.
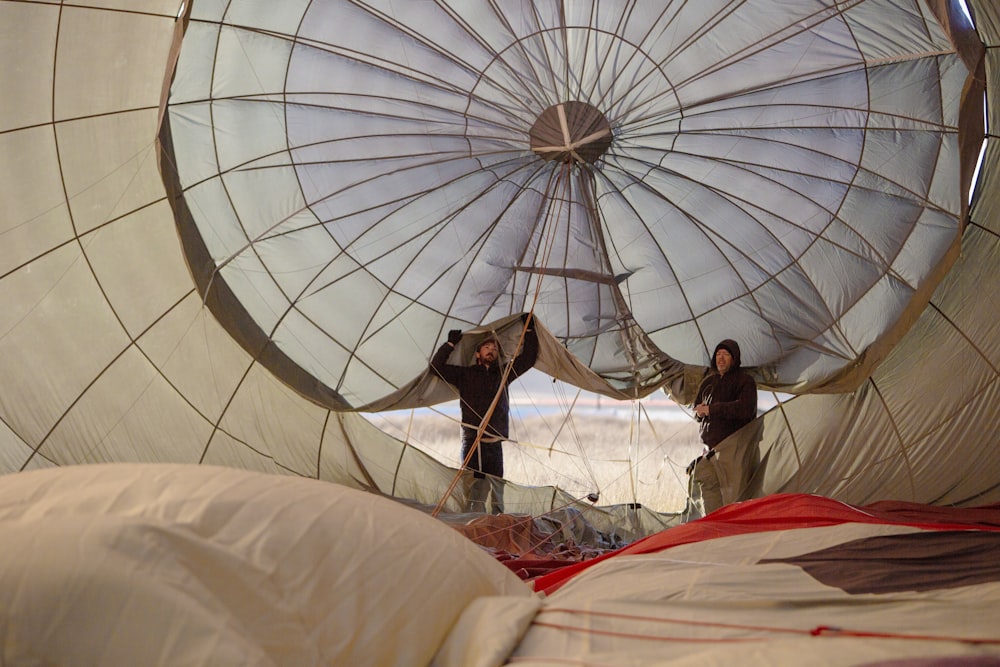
[532,493,1000,595]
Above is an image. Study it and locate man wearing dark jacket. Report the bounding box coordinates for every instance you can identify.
[431,314,539,513]
[689,338,757,514]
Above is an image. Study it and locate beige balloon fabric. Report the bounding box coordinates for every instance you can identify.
[0,463,533,666]
[0,0,997,521]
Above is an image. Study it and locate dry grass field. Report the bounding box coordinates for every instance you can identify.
[370,409,704,513]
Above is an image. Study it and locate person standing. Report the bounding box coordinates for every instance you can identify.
[430,313,539,513]
[689,338,757,514]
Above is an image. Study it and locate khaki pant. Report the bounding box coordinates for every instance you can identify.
[465,473,505,514]
[690,421,763,517]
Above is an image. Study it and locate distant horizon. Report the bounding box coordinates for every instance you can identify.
[407,368,783,424]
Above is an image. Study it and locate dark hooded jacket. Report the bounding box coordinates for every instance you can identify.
[694,339,757,448]
[431,328,539,443]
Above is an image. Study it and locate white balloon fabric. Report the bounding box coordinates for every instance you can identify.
[0,0,997,520]
[159,0,978,408]
[520,494,1000,665]
[0,464,532,666]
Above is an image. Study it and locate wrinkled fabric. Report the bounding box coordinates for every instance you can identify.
[0,464,533,667]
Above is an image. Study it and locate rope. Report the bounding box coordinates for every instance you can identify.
[452,491,608,557]
[534,607,1000,646]
[430,160,575,517]
[539,381,602,495]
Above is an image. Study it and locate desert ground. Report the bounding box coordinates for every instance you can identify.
[370,408,704,513]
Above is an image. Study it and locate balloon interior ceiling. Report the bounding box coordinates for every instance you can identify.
[159,0,978,410]
[1,0,995,519]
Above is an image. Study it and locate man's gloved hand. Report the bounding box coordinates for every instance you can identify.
[686,456,701,476]
[447,329,463,345]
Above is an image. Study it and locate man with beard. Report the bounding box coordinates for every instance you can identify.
[431,314,538,513]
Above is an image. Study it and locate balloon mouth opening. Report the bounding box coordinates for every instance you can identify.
[529,101,612,164]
